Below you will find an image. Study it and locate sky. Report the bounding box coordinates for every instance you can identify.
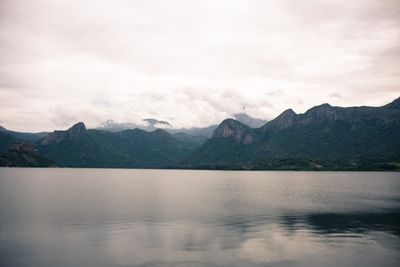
[0,0,399,132]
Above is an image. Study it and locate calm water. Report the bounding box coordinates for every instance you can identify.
[0,168,399,267]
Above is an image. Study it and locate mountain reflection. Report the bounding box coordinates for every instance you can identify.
[280,210,400,236]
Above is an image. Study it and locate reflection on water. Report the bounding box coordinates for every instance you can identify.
[281,211,400,236]
[0,168,399,267]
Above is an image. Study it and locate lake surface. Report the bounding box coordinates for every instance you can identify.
[0,168,399,267]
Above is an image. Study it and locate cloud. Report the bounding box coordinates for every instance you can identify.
[329,92,343,99]
[0,0,399,131]
[143,118,172,128]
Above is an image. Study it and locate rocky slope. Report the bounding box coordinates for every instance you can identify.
[0,143,57,167]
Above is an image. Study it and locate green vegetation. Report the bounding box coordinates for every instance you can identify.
[0,143,57,167]
[184,98,400,171]
[38,126,199,168]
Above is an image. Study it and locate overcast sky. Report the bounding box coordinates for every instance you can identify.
[0,0,399,131]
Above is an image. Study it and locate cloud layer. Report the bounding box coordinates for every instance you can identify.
[0,0,399,131]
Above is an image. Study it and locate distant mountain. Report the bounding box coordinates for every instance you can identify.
[233,113,268,128]
[167,113,266,137]
[96,119,160,132]
[166,125,218,138]
[96,112,266,138]
[0,143,57,167]
[0,125,47,154]
[166,113,266,138]
[97,119,218,138]
[184,97,400,170]
[96,118,173,133]
[37,122,201,168]
[0,126,47,143]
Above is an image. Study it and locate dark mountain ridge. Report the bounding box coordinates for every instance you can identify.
[37,123,199,168]
[0,142,57,167]
[40,122,86,146]
[184,97,400,170]
[0,126,48,145]
[261,98,400,134]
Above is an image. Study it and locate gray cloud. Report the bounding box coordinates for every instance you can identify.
[143,118,172,128]
[329,93,343,99]
[0,0,399,131]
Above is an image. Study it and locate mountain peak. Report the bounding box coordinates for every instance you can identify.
[212,119,257,145]
[220,118,244,126]
[320,103,331,107]
[261,108,297,134]
[302,103,343,123]
[68,122,86,131]
[279,108,297,117]
[308,103,332,111]
[214,119,248,133]
[40,122,86,146]
[67,122,86,137]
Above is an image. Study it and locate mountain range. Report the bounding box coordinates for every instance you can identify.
[185,98,400,170]
[96,113,267,137]
[1,97,399,170]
